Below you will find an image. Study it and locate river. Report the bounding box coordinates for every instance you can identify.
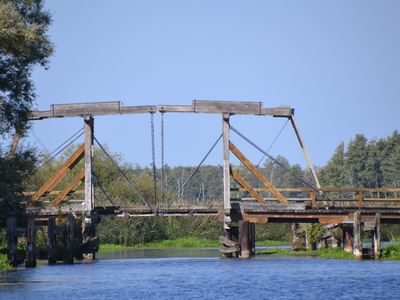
[1,248,400,299]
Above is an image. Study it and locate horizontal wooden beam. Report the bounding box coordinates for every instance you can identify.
[233,187,400,193]
[29,101,157,120]
[158,100,293,117]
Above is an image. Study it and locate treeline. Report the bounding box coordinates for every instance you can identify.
[24,131,400,245]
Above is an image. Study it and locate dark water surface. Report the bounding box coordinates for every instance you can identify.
[1,248,400,299]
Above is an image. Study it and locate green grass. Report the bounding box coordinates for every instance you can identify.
[257,247,355,259]
[257,240,291,246]
[381,244,400,260]
[99,237,220,252]
[0,253,14,271]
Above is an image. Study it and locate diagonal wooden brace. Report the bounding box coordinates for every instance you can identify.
[230,166,265,203]
[51,169,85,206]
[229,142,288,204]
[31,143,85,202]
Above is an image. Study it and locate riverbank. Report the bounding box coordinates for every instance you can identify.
[99,238,290,251]
[257,244,400,260]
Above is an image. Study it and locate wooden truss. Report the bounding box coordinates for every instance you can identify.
[30,144,85,206]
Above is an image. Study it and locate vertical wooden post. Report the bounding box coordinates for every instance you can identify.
[249,222,256,256]
[343,225,353,253]
[222,113,231,256]
[25,216,37,268]
[292,223,301,251]
[239,221,250,259]
[373,213,381,259]
[84,116,94,213]
[83,116,96,260]
[353,211,362,258]
[65,214,76,264]
[48,216,57,264]
[6,216,17,267]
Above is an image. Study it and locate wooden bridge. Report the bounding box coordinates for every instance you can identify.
[5,100,400,267]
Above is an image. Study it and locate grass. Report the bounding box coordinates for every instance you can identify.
[99,237,220,252]
[257,240,291,246]
[257,247,355,259]
[381,244,400,260]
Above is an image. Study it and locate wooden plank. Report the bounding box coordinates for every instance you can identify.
[260,107,293,117]
[29,102,157,119]
[234,187,400,194]
[229,142,288,204]
[230,166,265,203]
[24,190,84,196]
[219,245,240,254]
[7,217,17,267]
[319,215,349,224]
[219,236,238,247]
[47,216,57,264]
[193,100,262,114]
[51,169,85,206]
[241,202,304,211]
[158,105,194,113]
[31,144,85,202]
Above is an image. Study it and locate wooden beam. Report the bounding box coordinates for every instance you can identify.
[229,141,288,204]
[356,191,363,208]
[29,101,157,120]
[230,166,266,203]
[353,211,362,258]
[158,100,293,117]
[31,144,85,202]
[310,191,317,209]
[233,187,400,193]
[84,116,94,213]
[51,169,85,207]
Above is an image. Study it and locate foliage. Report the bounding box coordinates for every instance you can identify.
[381,244,400,260]
[0,253,14,271]
[0,0,53,134]
[305,224,326,250]
[257,247,355,259]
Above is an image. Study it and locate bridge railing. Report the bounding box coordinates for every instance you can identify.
[231,187,400,209]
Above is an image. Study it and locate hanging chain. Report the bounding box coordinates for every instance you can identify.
[161,112,165,203]
[150,112,157,207]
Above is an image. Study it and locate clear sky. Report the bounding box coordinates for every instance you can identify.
[28,0,400,168]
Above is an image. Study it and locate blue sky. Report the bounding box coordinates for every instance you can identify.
[29,1,400,168]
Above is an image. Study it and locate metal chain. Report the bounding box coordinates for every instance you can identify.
[161,112,165,203]
[150,113,157,207]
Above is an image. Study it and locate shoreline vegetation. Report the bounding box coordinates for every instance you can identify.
[99,238,291,251]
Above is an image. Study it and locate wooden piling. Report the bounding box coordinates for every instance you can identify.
[249,222,256,256]
[222,114,232,257]
[373,213,381,259]
[292,223,302,251]
[6,216,17,267]
[353,211,362,258]
[25,216,37,268]
[65,214,76,264]
[48,216,57,264]
[343,225,353,253]
[239,221,250,259]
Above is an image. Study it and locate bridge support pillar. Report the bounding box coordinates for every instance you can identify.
[249,222,255,256]
[239,221,250,259]
[25,216,37,268]
[353,211,362,258]
[222,113,232,257]
[292,223,303,251]
[65,214,76,264]
[6,216,18,267]
[47,216,57,264]
[343,225,353,253]
[372,213,381,259]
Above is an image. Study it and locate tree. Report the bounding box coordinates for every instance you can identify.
[0,0,53,135]
[345,134,368,187]
[0,0,53,218]
[319,142,348,187]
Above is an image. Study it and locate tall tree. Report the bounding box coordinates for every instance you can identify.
[0,0,53,217]
[0,0,53,135]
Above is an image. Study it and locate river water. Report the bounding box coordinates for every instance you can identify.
[1,248,400,299]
